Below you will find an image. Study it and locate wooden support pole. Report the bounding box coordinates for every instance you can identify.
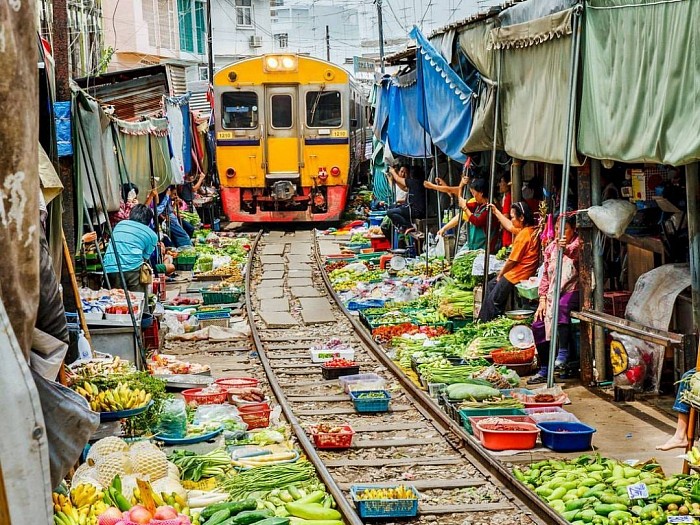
[577,161,595,385]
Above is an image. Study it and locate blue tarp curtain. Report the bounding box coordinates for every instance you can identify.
[411,27,473,163]
[373,27,473,161]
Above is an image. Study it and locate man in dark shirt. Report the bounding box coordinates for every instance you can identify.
[381,164,427,239]
[179,172,206,209]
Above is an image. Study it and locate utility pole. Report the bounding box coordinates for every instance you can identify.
[53,0,76,253]
[376,0,385,72]
[325,25,330,62]
[206,0,215,83]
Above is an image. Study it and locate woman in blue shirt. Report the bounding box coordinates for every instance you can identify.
[103,204,159,297]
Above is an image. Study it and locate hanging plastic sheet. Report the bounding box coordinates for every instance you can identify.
[375,74,432,159]
[411,26,472,163]
[74,93,122,214]
[164,93,192,183]
[54,101,73,157]
[114,118,175,194]
[579,0,700,165]
[490,4,580,165]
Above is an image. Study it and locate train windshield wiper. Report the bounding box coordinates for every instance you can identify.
[309,85,325,127]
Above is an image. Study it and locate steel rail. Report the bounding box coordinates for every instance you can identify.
[244,230,365,525]
[311,231,568,525]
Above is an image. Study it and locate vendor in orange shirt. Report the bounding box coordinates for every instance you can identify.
[478,202,540,322]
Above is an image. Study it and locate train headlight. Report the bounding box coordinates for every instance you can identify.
[330,166,341,177]
[264,55,298,72]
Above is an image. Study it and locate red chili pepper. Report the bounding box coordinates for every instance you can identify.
[325,358,357,368]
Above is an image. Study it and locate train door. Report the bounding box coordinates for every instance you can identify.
[264,86,299,177]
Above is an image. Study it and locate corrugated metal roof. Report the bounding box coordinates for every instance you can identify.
[166,64,188,96]
[187,79,211,117]
[75,66,169,121]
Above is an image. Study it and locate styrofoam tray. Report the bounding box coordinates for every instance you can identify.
[310,348,355,363]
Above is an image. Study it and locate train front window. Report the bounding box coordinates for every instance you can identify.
[271,94,293,128]
[221,92,258,129]
[306,91,341,128]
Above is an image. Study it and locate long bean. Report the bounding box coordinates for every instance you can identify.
[220,461,317,500]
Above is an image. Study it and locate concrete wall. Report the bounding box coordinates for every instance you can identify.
[211,0,274,68]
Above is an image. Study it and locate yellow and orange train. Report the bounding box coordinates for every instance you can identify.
[213,54,369,222]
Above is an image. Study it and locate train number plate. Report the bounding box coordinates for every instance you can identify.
[217,131,234,140]
[331,130,348,138]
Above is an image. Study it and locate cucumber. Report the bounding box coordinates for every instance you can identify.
[252,519,291,525]
[201,500,258,521]
[205,509,232,525]
[231,510,274,525]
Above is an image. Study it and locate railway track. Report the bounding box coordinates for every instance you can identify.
[241,229,567,525]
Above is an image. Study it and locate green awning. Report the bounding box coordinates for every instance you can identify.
[579,0,700,166]
[490,6,580,165]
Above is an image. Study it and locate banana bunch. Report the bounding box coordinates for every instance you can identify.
[53,487,107,525]
[70,483,104,509]
[687,446,700,465]
[74,381,151,412]
[355,485,417,501]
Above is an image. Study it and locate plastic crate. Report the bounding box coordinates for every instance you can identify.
[182,388,228,406]
[201,289,241,305]
[311,424,355,449]
[477,421,539,451]
[339,373,386,393]
[469,415,537,440]
[370,236,391,251]
[351,484,419,519]
[143,319,160,351]
[310,348,355,363]
[537,421,596,452]
[175,254,197,271]
[524,406,580,423]
[451,317,472,330]
[459,407,526,433]
[321,364,360,380]
[196,309,231,320]
[604,291,632,317]
[350,390,391,413]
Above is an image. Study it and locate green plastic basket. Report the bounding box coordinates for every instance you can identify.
[201,289,242,305]
[515,283,540,301]
[459,407,526,433]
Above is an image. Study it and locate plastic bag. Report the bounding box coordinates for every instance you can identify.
[610,332,663,392]
[344,262,369,274]
[588,200,637,239]
[427,234,445,258]
[158,397,188,438]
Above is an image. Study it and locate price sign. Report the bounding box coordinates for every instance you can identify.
[667,516,694,523]
[626,482,649,500]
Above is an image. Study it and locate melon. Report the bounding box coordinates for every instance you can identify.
[95,452,133,487]
[130,445,168,481]
[87,437,129,466]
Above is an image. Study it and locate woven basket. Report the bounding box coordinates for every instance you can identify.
[491,346,536,365]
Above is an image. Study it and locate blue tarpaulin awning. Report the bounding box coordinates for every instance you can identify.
[373,27,473,162]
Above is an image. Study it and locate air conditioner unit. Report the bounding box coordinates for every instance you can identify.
[250,35,263,48]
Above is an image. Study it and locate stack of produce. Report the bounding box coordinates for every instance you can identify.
[515,455,700,524]
[450,251,481,289]
[433,284,475,319]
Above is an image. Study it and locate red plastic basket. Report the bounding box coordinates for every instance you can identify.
[311,425,355,449]
[476,421,539,451]
[238,402,271,430]
[215,377,260,395]
[181,388,228,406]
[491,346,536,365]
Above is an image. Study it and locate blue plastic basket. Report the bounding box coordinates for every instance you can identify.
[350,484,419,518]
[350,390,391,413]
[537,421,596,452]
